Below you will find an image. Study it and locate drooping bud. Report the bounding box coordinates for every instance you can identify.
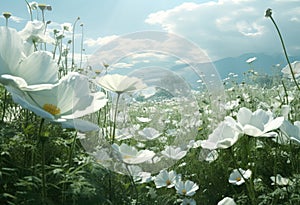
[265,8,272,18]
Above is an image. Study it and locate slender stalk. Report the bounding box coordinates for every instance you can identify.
[125,164,139,205]
[266,9,300,91]
[38,118,47,204]
[79,24,84,69]
[68,132,78,167]
[112,93,121,144]
[71,17,80,71]
[24,0,33,21]
[1,89,7,122]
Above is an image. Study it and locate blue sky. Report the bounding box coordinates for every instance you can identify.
[1,0,300,62]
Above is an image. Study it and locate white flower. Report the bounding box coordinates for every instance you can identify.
[270,174,292,186]
[228,168,252,186]
[136,116,152,123]
[138,127,161,141]
[201,116,241,150]
[96,74,147,94]
[217,197,236,205]
[280,120,300,144]
[0,27,58,89]
[246,57,257,64]
[6,72,107,132]
[281,61,300,78]
[236,107,284,137]
[112,143,155,164]
[19,20,55,44]
[154,169,179,188]
[175,180,199,197]
[161,146,187,160]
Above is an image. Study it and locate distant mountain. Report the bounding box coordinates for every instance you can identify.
[213,52,300,81]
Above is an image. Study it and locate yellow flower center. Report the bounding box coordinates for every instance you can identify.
[43,104,61,115]
[123,155,133,159]
[182,189,187,195]
[38,4,47,10]
[166,179,171,186]
[236,177,241,182]
[94,70,101,75]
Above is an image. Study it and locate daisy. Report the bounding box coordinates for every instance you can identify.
[154,169,179,188]
[175,180,199,197]
[228,168,252,186]
[112,143,155,164]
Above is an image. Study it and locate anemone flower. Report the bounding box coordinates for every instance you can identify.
[111,143,155,164]
[19,20,55,45]
[175,180,199,197]
[161,146,187,160]
[236,107,284,137]
[201,116,241,150]
[154,169,179,188]
[228,168,252,186]
[6,72,107,132]
[138,127,161,141]
[280,120,300,144]
[0,26,58,89]
[95,74,147,142]
[281,61,300,79]
[96,74,147,94]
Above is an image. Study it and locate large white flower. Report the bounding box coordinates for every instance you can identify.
[236,107,284,137]
[112,143,155,164]
[96,74,147,94]
[6,72,107,132]
[201,116,241,150]
[281,61,300,79]
[0,26,58,89]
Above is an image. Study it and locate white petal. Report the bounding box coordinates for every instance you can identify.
[237,107,252,126]
[60,119,99,132]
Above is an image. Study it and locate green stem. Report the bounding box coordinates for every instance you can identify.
[38,118,46,204]
[24,0,33,21]
[125,164,139,205]
[68,132,78,168]
[268,15,300,91]
[71,17,80,71]
[1,89,7,122]
[111,93,121,144]
[79,24,84,69]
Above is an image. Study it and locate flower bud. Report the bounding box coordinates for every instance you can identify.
[265,8,272,18]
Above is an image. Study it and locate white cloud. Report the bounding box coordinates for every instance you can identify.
[84,35,119,47]
[145,0,300,60]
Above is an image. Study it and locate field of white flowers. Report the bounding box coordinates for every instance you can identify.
[1,3,300,205]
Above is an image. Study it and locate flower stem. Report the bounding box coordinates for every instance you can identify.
[112,93,121,144]
[1,89,7,122]
[38,118,47,204]
[24,0,33,21]
[71,17,80,71]
[267,10,300,91]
